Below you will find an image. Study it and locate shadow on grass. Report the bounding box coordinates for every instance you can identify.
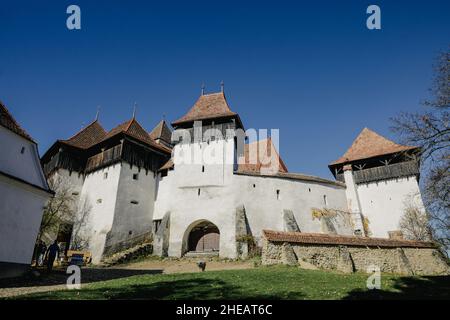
[20,277,305,300]
[0,268,162,289]
[344,275,450,300]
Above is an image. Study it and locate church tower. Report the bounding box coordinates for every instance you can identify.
[329,128,423,238]
[153,90,245,258]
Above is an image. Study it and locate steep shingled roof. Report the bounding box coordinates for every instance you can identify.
[60,120,107,149]
[263,230,435,248]
[237,138,288,174]
[172,92,238,126]
[0,101,34,142]
[330,128,418,166]
[102,118,172,154]
[149,120,172,144]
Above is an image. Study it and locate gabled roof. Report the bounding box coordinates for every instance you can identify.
[102,117,171,154]
[330,128,418,166]
[237,138,288,174]
[172,92,239,126]
[0,101,34,142]
[60,120,107,149]
[149,120,172,144]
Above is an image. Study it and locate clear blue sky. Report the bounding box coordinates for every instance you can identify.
[1,0,449,179]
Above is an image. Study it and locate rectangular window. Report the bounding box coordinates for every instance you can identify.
[276,189,280,200]
[103,172,108,179]
[131,200,139,205]
[323,195,328,206]
[133,173,139,180]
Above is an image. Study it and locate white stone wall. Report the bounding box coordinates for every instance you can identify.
[0,126,48,189]
[356,176,425,238]
[233,174,351,241]
[104,164,157,252]
[0,125,50,273]
[0,175,49,265]
[78,164,122,263]
[154,137,353,259]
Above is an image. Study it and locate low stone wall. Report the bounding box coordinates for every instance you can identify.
[261,230,449,275]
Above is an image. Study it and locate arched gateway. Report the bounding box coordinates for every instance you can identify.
[185,220,220,253]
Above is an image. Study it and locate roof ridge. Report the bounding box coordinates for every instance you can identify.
[65,119,104,141]
[329,127,418,166]
[124,118,135,132]
[0,100,35,142]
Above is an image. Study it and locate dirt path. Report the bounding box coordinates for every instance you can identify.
[0,258,254,298]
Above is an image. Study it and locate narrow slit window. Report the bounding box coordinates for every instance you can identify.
[323,195,327,206]
[198,188,201,196]
[103,172,108,179]
[202,165,205,173]
[276,189,280,200]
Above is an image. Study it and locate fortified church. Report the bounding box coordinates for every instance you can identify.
[41,90,425,263]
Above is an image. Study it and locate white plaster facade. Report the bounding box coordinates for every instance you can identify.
[356,176,424,238]
[0,116,52,278]
[153,137,355,259]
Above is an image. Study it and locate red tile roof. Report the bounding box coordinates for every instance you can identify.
[172,92,238,126]
[237,138,288,174]
[262,230,435,248]
[60,120,107,149]
[102,118,172,154]
[149,120,172,144]
[330,128,418,166]
[0,101,34,142]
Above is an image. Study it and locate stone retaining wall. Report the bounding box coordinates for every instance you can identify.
[262,230,449,275]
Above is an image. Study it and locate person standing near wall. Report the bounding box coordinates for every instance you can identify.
[45,240,60,272]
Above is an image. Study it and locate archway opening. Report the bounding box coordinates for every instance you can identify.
[187,221,220,253]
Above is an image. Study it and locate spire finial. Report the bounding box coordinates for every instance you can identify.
[220,80,224,93]
[162,113,166,121]
[95,105,100,121]
[132,102,137,119]
[201,83,205,96]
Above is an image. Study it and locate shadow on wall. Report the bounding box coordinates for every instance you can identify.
[344,275,450,300]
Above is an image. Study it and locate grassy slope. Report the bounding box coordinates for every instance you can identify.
[13,266,450,300]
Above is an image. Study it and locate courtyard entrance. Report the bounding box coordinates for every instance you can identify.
[187,220,220,252]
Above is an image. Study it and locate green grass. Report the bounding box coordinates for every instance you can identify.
[11,266,450,300]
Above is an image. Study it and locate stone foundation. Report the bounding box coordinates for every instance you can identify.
[262,230,449,275]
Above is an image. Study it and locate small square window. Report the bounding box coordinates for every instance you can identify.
[133,173,139,180]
